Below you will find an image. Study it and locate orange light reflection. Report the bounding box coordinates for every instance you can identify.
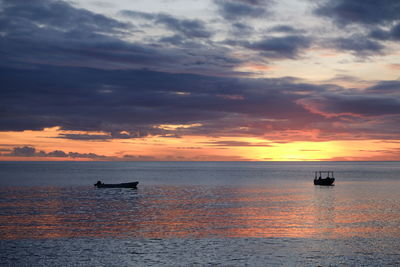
[2,185,399,240]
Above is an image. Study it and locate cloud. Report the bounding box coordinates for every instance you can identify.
[268,25,301,33]
[245,35,312,58]
[57,134,112,141]
[0,0,175,69]
[120,10,212,38]
[314,0,400,26]
[369,23,400,41]
[230,22,255,36]
[1,145,254,161]
[331,35,384,55]
[56,129,173,141]
[1,0,400,144]
[313,0,400,55]
[6,146,107,159]
[201,140,273,147]
[366,80,400,94]
[1,66,287,142]
[3,60,400,142]
[118,10,156,20]
[298,93,400,118]
[391,23,400,40]
[0,0,129,37]
[0,0,238,76]
[214,0,273,20]
[10,146,37,157]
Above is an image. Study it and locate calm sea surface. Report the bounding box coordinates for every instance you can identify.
[1,161,400,266]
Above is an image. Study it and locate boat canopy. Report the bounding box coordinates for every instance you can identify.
[314,171,334,179]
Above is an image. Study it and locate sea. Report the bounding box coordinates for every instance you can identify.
[1,161,400,266]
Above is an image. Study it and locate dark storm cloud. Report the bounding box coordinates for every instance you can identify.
[314,0,400,26]
[245,35,312,58]
[120,10,212,38]
[214,0,272,20]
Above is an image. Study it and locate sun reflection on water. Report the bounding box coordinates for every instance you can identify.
[1,184,399,240]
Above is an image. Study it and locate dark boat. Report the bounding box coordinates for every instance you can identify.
[314,171,335,186]
[94,181,138,189]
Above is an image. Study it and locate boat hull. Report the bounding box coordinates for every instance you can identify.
[95,182,138,189]
[314,178,335,186]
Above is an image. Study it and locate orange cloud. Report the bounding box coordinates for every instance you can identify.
[387,63,400,70]
[296,98,363,119]
[1,127,400,161]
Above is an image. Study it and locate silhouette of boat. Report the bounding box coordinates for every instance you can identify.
[94,181,138,188]
[314,171,335,186]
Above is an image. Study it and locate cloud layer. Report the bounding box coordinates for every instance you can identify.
[5,146,107,159]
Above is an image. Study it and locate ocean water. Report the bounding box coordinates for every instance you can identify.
[1,161,400,266]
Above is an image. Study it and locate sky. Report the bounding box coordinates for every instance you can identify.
[0,0,400,161]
